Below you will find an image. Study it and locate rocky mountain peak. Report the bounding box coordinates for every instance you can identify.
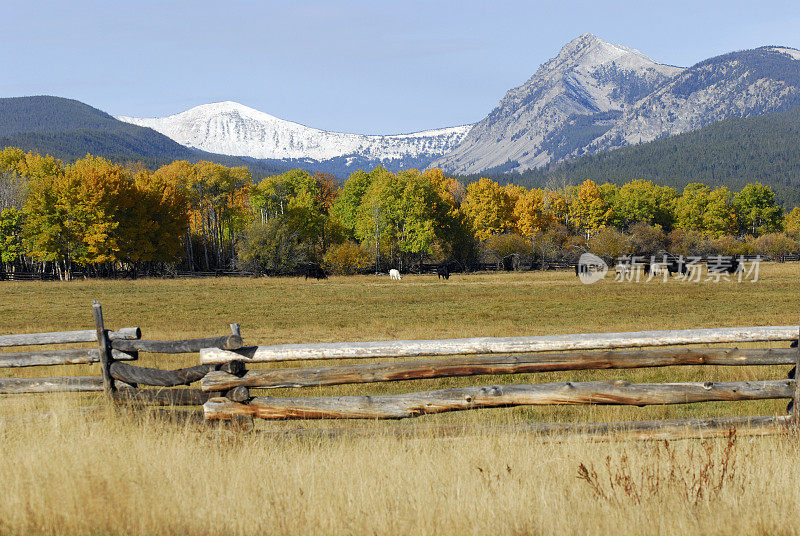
[431,34,683,174]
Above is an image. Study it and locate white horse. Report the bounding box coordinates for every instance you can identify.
[389,269,402,281]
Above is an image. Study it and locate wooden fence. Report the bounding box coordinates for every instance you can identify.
[0,301,247,412]
[1,302,799,439]
[198,325,800,438]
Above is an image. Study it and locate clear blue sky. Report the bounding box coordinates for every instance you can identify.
[3,0,799,134]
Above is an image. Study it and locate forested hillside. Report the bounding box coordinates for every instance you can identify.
[509,105,800,206]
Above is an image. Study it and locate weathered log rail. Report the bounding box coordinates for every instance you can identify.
[199,326,799,364]
[0,376,118,394]
[203,379,794,420]
[0,327,140,348]
[260,415,791,441]
[0,348,136,368]
[201,347,796,391]
[111,334,242,354]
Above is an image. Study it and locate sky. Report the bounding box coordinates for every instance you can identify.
[3,0,800,134]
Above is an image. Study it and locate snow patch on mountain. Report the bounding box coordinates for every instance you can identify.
[767,47,800,61]
[117,101,472,163]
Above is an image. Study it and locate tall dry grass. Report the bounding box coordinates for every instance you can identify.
[1,264,800,534]
[0,397,799,535]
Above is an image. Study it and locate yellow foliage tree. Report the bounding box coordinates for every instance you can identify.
[462,178,515,240]
[24,155,135,278]
[784,207,800,238]
[514,188,553,239]
[569,179,614,235]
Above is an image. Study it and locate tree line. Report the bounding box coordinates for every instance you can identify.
[2,146,800,280]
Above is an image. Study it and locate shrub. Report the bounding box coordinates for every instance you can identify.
[752,233,799,259]
[322,241,373,275]
[667,229,708,257]
[707,235,752,256]
[628,222,667,256]
[588,228,633,262]
[536,223,575,264]
[482,233,531,270]
[237,218,306,275]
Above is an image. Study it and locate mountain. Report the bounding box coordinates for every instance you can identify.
[0,96,202,160]
[0,96,287,177]
[431,33,683,174]
[586,46,800,152]
[503,104,800,206]
[116,101,472,172]
[432,35,800,176]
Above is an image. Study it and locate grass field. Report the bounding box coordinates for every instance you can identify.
[1,265,799,534]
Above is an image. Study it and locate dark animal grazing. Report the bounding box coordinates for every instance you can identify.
[303,264,327,280]
[707,256,742,275]
[725,258,741,274]
[436,264,450,280]
[666,261,690,276]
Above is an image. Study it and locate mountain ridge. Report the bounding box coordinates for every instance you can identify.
[5,35,800,181]
[116,101,472,170]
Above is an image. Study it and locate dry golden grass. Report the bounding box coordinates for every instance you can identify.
[1,264,799,534]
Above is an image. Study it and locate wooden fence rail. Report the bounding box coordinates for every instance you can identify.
[0,308,241,408]
[0,376,133,394]
[201,347,797,391]
[0,327,140,348]
[0,348,136,368]
[111,334,242,354]
[200,326,798,364]
[200,323,800,440]
[203,379,795,421]
[262,415,792,441]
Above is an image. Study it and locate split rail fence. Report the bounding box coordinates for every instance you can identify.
[1,301,799,439]
[0,301,247,415]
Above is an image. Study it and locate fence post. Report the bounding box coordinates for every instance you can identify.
[793,322,800,427]
[92,301,116,400]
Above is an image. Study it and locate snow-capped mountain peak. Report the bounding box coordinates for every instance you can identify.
[116,102,472,166]
[554,33,662,70]
[431,33,683,174]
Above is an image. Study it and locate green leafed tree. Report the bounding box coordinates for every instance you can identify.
[733,182,783,235]
[675,183,737,238]
[0,208,23,269]
[613,179,676,230]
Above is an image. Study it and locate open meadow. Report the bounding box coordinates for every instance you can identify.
[1,264,800,535]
